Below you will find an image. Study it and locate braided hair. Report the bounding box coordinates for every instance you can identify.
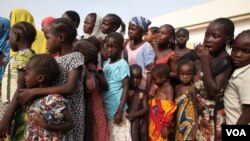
[214,18,235,45]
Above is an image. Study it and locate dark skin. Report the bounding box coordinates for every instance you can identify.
[0,28,32,137]
[155,26,178,79]
[128,22,153,94]
[198,22,232,98]
[149,72,174,139]
[127,69,148,141]
[105,37,129,124]
[175,30,191,58]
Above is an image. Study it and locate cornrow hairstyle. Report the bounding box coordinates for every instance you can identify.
[162,24,176,50]
[64,10,80,28]
[214,18,235,45]
[106,14,126,35]
[48,18,77,44]
[149,26,159,35]
[236,29,250,39]
[105,32,124,50]
[176,28,189,37]
[74,39,98,65]
[152,64,170,78]
[177,59,196,75]
[12,21,36,45]
[27,54,59,86]
[130,64,142,78]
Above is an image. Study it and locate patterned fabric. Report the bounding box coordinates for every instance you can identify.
[149,99,176,141]
[130,16,151,32]
[108,113,131,141]
[55,52,85,141]
[124,42,155,90]
[175,86,198,141]
[103,59,130,120]
[10,8,47,56]
[155,51,176,65]
[25,94,66,141]
[1,49,34,103]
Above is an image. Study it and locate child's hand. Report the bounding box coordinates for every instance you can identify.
[114,111,123,124]
[197,47,211,64]
[126,113,134,121]
[18,89,34,105]
[161,126,168,139]
[34,112,47,128]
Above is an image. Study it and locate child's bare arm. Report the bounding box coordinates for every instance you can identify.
[127,93,148,120]
[0,69,26,137]
[236,104,250,125]
[34,109,74,133]
[165,84,174,101]
[114,76,129,124]
[18,67,82,105]
[169,59,178,79]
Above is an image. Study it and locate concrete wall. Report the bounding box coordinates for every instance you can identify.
[150,0,250,48]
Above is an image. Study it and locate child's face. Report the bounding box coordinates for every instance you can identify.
[176,30,189,46]
[155,26,172,46]
[128,22,143,40]
[44,28,60,54]
[105,37,121,61]
[25,64,40,88]
[101,16,113,34]
[204,22,227,55]
[130,69,142,88]
[9,28,18,52]
[179,64,193,85]
[152,72,167,87]
[231,34,250,68]
[143,30,154,43]
[83,15,95,34]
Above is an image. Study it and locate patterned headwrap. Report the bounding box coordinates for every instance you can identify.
[130,16,151,32]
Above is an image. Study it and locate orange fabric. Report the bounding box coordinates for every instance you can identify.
[149,98,176,141]
[155,51,176,65]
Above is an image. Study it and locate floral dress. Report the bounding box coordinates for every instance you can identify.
[25,94,66,141]
[55,52,85,141]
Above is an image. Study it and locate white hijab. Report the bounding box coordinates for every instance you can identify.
[84,14,106,40]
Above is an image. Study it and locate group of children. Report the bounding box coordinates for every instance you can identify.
[0,8,250,141]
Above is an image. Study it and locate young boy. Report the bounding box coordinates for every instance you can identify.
[224,30,250,125]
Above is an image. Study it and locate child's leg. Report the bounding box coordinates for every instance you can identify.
[140,117,148,141]
[131,118,140,141]
[108,113,132,141]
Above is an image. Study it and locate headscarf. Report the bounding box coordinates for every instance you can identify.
[130,16,151,32]
[0,17,10,81]
[10,8,47,56]
[84,13,106,40]
[42,16,55,26]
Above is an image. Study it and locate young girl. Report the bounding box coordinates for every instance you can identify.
[101,13,126,35]
[61,10,80,29]
[83,13,106,40]
[103,32,131,141]
[24,54,73,140]
[17,18,85,141]
[124,16,155,93]
[74,39,109,141]
[149,64,176,141]
[196,18,234,141]
[155,24,178,79]
[127,64,148,141]
[0,21,36,140]
[144,26,159,50]
[175,59,198,141]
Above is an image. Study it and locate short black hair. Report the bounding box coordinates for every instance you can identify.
[152,64,170,78]
[177,59,196,75]
[105,32,124,49]
[130,64,142,78]
[105,14,126,34]
[64,10,80,28]
[27,54,59,86]
[148,26,159,34]
[176,28,189,36]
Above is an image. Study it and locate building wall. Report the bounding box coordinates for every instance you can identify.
[150,0,250,48]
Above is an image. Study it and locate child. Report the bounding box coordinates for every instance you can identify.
[155,24,178,79]
[144,27,159,44]
[149,64,176,141]
[24,54,73,140]
[17,18,85,141]
[124,16,155,93]
[175,28,192,59]
[41,16,55,32]
[175,59,198,141]
[126,64,148,141]
[101,13,126,35]
[224,30,250,125]
[196,18,234,141]
[74,39,110,141]
[0,21,36,140]
[103,32,131,141]
[61,10,80,29]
